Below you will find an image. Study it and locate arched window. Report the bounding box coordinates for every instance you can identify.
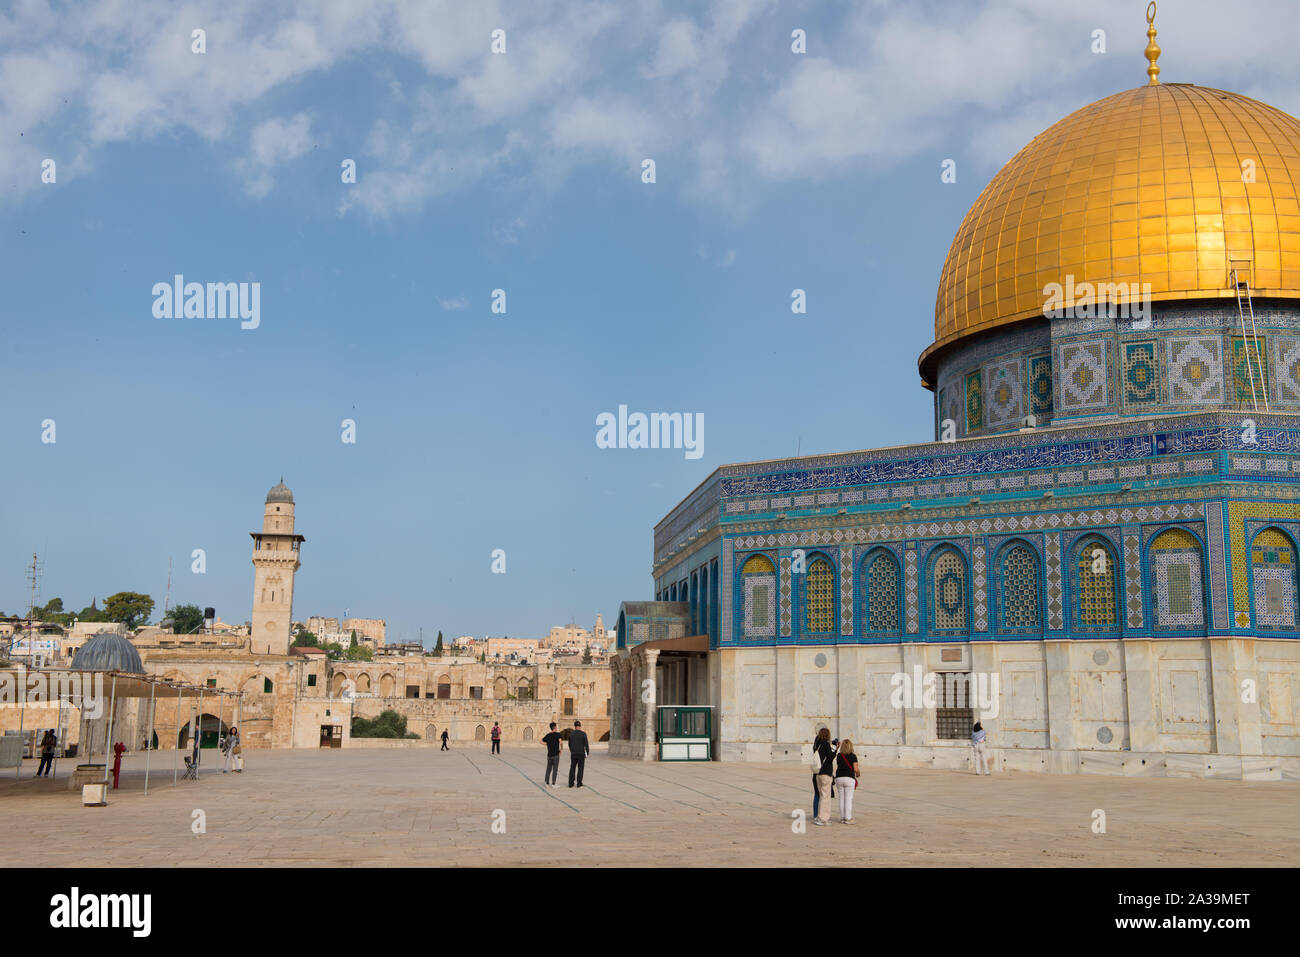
[999,543,1040,632]
[474,724,486,741]
[741,554,776,638]
[805,556,836,633]
[356,673,371,693]
[931,548,967,632]
[425,724,436,741]
[517,677,533,700]
[522,727,534,742]
[1251,528,1298,631]
[494,676,509,698]
[862,550,902,634]
[1075,537,1120,629]
[1149,528,1205,630]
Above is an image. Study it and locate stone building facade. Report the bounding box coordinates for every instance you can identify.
[611,58,1300,779]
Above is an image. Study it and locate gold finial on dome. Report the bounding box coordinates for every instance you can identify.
[1144,2,1161,85]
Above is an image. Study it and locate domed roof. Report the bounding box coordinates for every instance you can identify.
[71,633,145,674]
[922,82,1300,382]
[266,478,293,504]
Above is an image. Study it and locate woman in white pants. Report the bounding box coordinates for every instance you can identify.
[971,721,989,775]
[833,739,860,823]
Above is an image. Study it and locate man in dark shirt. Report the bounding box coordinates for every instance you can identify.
[440,729,449,751]
[541,722,563,786]
[567,720,590,788]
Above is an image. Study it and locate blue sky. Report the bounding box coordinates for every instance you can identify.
[4,0,1300,641]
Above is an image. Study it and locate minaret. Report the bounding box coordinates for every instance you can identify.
[249,479,305,655]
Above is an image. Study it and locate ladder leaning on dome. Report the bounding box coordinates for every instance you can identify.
[1231,267,1269,413]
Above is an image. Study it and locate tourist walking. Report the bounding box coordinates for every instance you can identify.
[490,722,502,754]
[812,729,837,826]
[223,727,242,773]
[567,720,590,787]
[36,729,57,777]
[542,721,563,786]
[834,739,860,823]
[440,729,449,751]
[971,721,990,775]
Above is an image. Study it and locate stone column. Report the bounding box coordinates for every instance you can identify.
[1122,638,1159,753]
[641,649,660,746]
[1043,639,1077,751]
[901,642,928,748]
[1208,636,1261,760]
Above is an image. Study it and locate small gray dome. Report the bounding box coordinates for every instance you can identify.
[266,478,294,504]
[71,633,145,674]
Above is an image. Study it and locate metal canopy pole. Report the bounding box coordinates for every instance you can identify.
[15,663,24,778]
[195,687,204,779]
[173,687,182,786]
[216,692,225,770]
[144,680,157,795]
[102,673,117,787]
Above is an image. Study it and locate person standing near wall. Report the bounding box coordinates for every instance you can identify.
[567,720,590,787]
[541,722,562,787]
[971,721,989,776]
[812,730,837,827]
[440,729,450,751]
[36,730,57,777]
[490,721,502,754]
[834,739,860,824]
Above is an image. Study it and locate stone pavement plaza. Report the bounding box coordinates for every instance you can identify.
[1,746,1297,867]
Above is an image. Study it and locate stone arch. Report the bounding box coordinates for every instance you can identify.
[860,547,902,635]
[379,673,396,697]
[995,538,1041,633]
[1072,534,1121,631]
[927,544,969,634]
[330,673,348,695]
[474,724,486,741]
[522,726,534,742]
[1146,527,1207,632]
[356,673,372,693]
[425,724,437,741]
[1249,526,1298,632]
[494,675,509,698]
[516,676,533,700]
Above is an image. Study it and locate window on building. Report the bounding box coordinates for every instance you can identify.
[935,672,973,739]
[437,683,451,699]
[931,548,967,631]
[606,697,611,715]
[469,686,483,699]
[999,544,1040,632]
[264,677,273,694]
[564,697,574,715]
[206,678,217,688]
[805,557,835,633]
[307,674,317,688]
[741,554,776,638]
[475,725,485,740]
[1149,528,1205,631]
[863,550,901,633]
[405,685,420,698]
[1076,539,1119,628]
[1251,528,1298,631]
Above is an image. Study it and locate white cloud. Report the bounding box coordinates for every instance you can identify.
[236,112,314,197]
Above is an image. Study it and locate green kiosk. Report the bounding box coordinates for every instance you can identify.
[656,705,713,761]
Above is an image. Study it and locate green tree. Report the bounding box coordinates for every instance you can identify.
[349,629,358,649]
[103,592,154,629]
[324,642,345,659]
[351,709,418,739]
[344,644,373,662]
[293,627,319,647]
[582,646,593,664]
[434,631,444,657]
[76,600,108,623]
[167,603,205,634]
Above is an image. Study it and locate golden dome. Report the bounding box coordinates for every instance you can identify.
[922,82,1300,383]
